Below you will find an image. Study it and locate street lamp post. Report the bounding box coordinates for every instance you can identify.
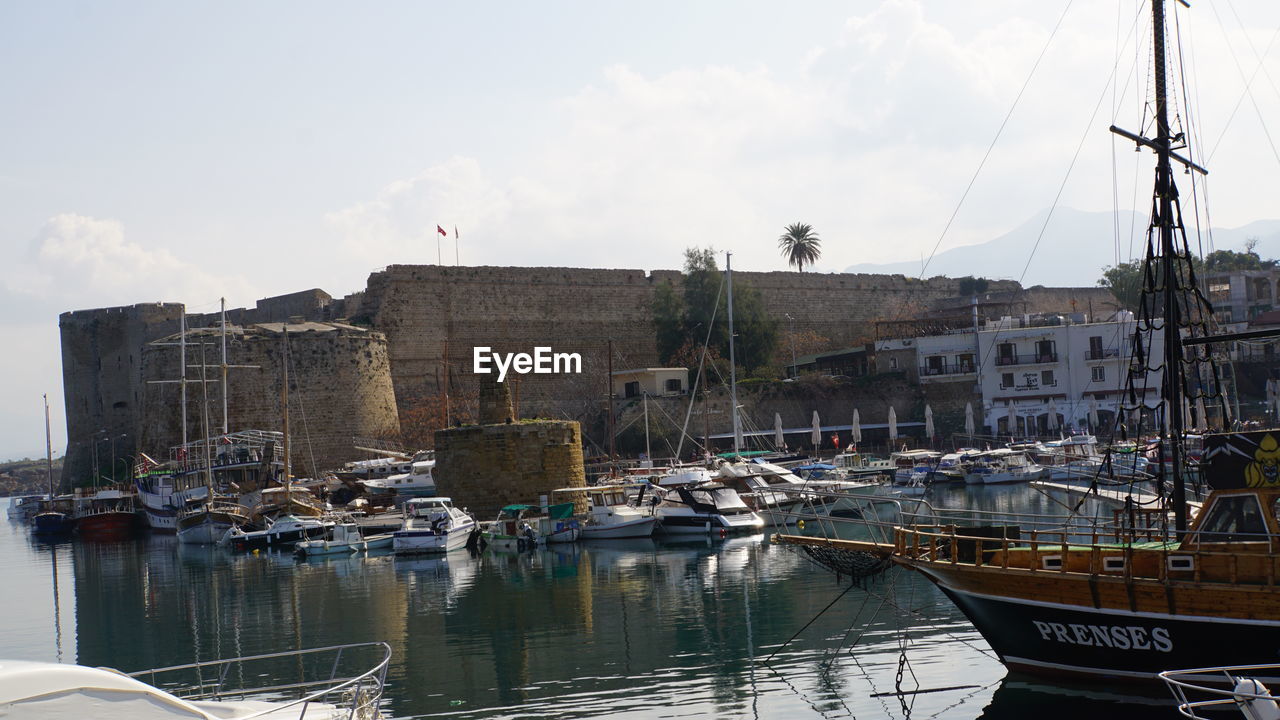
[785,313,796,376]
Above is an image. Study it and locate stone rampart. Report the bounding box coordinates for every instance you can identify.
[137,321,400,473]
[434,421,586,520]
[59,303,186,485]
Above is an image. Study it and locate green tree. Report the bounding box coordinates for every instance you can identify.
[1204,240,1277,272]
[652,247,779,376]
[1098,260,1144,312]
[957,276,990,295]
[778,223,822,272]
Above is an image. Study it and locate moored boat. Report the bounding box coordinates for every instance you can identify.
[392,496,477,554]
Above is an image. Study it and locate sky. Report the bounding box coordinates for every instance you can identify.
[4,0,1280,460]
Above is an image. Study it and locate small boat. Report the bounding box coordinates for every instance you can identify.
[888,449,942,484]
[553,486,656,539]
[226,514,332,552]
[0,641,390,719]
[30,396,73,537]
[361,454,436,498]
[392,497,477,554]
[176,500,251,545]
[536,502,582,544]
[295,520,393,557]
[479,505,541,550]
[6,495,43,521]
[962,448,1046,485]
[73,490,138,541]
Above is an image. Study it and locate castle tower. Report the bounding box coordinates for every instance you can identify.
[434,375,586,519]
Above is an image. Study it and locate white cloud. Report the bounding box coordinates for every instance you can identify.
[322,0,1280,276]
[6,213,255,311]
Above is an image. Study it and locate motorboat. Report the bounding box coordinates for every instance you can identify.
[652,483,764,535]
[552,486,656,539]
[361,456,436,497]
[536,502,582,544]
[888,449,942,484]
[0,642,390,719]
[829,451,894,480]
[392,497,477,554]
[226,514,332,552]
[6,495,44,521]
[479,505,541,550]
[962,448,1046,485]
[295,519,394,557]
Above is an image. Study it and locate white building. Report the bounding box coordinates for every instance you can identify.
[913,312,1163,436]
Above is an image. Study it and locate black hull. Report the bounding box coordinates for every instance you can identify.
[231,526,327,552]
[934,581,1280,680]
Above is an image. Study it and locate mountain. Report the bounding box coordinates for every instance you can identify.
[844,207,1280,286]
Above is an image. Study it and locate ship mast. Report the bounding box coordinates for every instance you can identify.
[1152,0,1188,533]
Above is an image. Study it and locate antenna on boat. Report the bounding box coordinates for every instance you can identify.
[726,252,742,456]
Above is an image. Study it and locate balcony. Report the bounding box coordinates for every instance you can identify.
[994,352,1058,366]
[919,362,976,377]
[1084,348,1120,360]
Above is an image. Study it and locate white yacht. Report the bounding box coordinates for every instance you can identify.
[653,483,764,535]
[553,486,656,539]
[392,496,476,553]
[361,456,436,497]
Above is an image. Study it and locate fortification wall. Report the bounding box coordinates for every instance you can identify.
[59,303,185,486]
[355,265,1028,419]
[137,322,400,473]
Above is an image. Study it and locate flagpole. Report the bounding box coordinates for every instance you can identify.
[454,226,459,266]
[436,228,441,265]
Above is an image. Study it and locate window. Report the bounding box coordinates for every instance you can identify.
[1091,366,1106,382]
[926,356,945,375]
[1041,370,1055,386]
[624,381,640,398]
[1001,372,1014,389]
[997,343,1016,365]
[1035,339,1057,363]
[664,378,683,393]
[889,357,899,370]
[956,353,975,372]
[1191,495,1268,543]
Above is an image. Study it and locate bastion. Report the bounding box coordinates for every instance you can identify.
[138,320,400,473]
[434,377,586,520]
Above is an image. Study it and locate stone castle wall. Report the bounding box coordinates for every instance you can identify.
[137,322,400,475]
[59,303,186,486]
[59,265,1118,479]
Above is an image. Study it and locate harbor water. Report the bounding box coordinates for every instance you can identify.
[3,486,1183,718]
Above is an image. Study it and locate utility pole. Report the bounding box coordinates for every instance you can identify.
[606,339,615,461]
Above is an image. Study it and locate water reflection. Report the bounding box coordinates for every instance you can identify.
[2,488,1192,718]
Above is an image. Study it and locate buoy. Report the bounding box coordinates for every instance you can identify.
[798,520,806,530]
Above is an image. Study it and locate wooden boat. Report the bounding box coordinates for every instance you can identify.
[295,520,393,557]
[73,489,138,541]
[778,0,1280,682]
[479,505,541,550]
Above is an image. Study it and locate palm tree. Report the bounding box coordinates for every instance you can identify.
[778,223,822,272]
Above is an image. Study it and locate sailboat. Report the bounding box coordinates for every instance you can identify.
[778,0,1280,680]
[176,342,250,544]
[30,394,74,536]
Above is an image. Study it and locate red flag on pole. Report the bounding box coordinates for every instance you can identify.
[437,225,447,237]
